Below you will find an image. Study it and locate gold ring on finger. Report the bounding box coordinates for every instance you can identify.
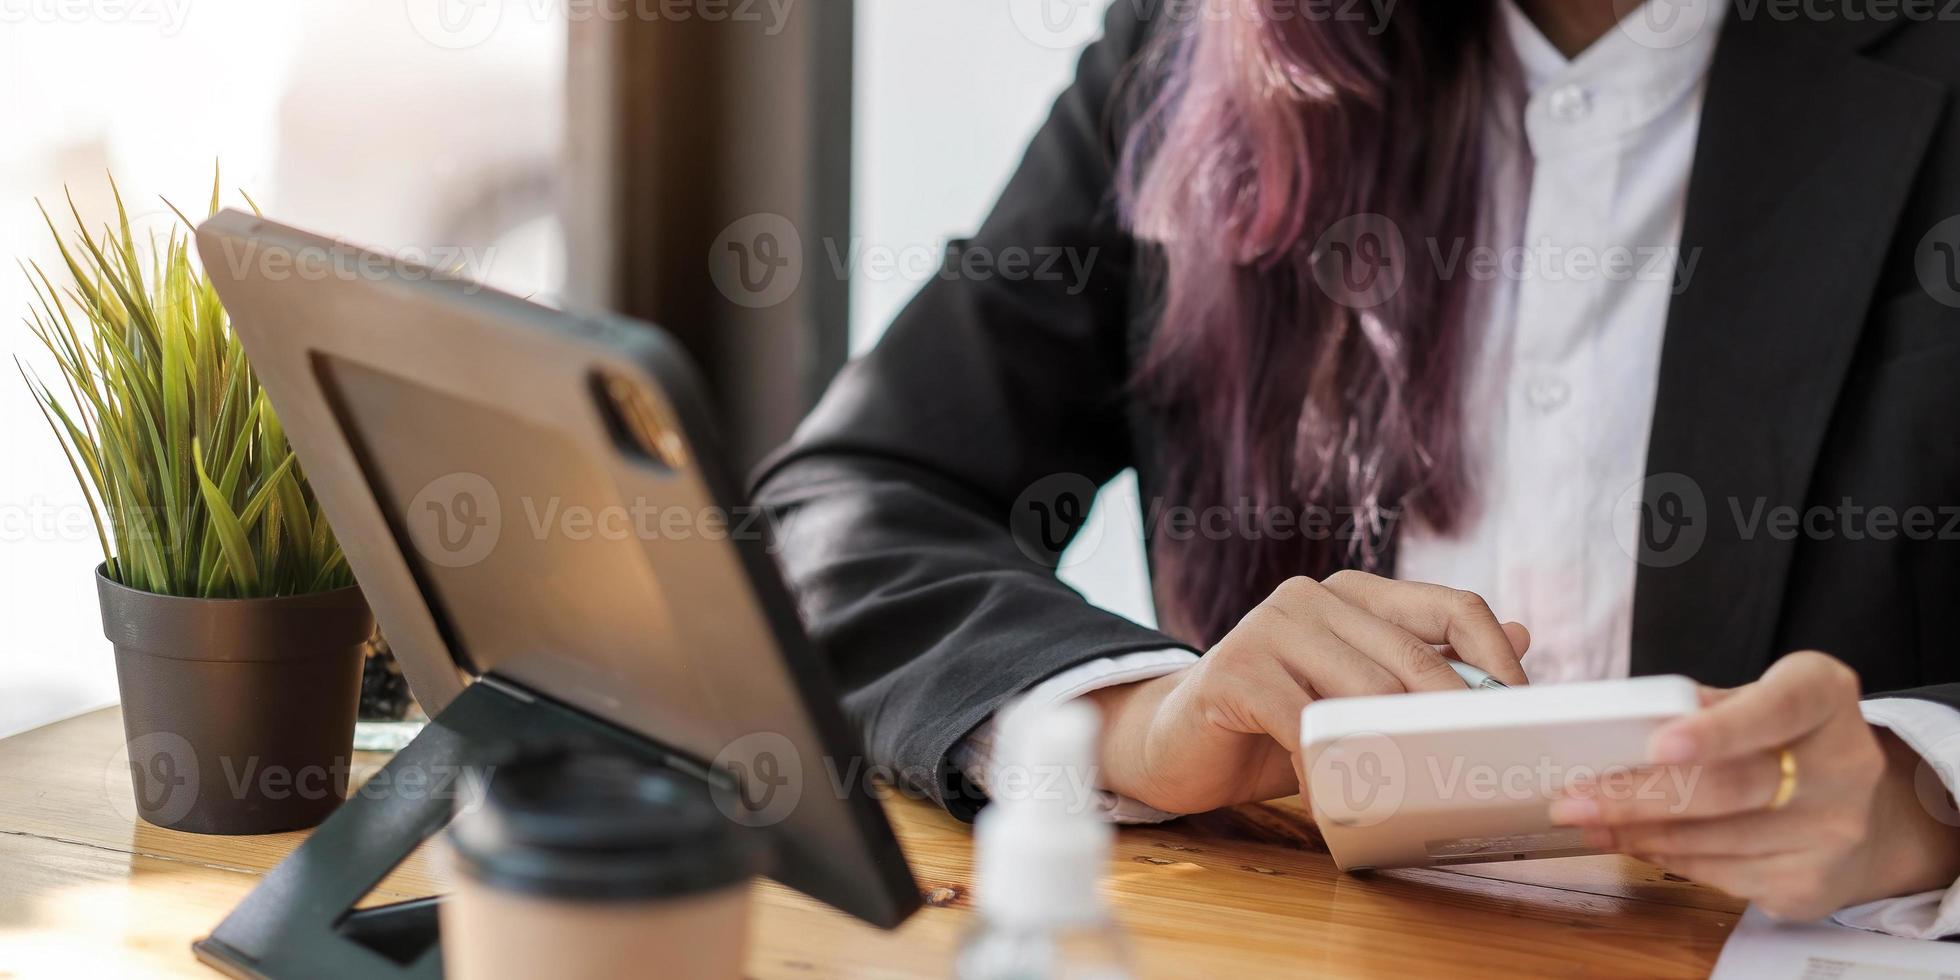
[1768,747,1798,811]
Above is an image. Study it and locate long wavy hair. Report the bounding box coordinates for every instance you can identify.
[1118,0,1513,646]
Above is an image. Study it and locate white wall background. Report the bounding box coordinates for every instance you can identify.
[0,0,301,741]
[0,0,563,739]
[852,0,1156,629]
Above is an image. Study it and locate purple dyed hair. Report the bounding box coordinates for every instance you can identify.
[1117,0,1512,646]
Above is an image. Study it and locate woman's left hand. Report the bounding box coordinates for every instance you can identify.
[1548,651,1960,920]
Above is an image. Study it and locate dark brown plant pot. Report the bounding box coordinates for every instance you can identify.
[96,566,373,836]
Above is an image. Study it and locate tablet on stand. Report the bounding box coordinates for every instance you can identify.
[190,211,920,978]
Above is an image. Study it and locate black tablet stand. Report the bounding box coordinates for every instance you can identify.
[187,212,923,975]
[192,676,701,979]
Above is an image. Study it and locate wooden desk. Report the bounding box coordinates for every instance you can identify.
[0,708,1743,978]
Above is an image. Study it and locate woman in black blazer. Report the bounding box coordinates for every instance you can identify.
[754,0,1960,926]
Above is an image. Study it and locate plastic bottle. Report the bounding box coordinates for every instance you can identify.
[955,700,1134,980]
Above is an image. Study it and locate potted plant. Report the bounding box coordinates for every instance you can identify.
[16,175,371,835]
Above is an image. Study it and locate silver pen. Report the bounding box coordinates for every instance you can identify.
[1447,659,1510,691]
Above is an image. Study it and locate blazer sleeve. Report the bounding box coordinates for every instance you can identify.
[749,2,1189,820]
[1872,685,1960,713]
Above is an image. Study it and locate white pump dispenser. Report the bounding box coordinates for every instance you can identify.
[955,700,1133,980]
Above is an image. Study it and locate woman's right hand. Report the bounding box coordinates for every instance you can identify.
[1084,571,1530,815]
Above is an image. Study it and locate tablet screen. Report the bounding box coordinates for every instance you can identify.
[313,355,728,764]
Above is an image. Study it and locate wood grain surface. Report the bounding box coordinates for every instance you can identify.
[0,708,1743,978]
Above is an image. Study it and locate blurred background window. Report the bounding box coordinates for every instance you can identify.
[0,0,1149,739]
[851,0,1154,630]
[0,0,566,737]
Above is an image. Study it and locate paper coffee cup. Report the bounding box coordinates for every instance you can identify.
[442,751,765,980]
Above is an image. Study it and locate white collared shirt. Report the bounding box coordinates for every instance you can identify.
[957,0,1960,940]
[1393,0,1723,686]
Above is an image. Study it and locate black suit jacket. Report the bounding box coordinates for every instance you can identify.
[753,3,1960,819]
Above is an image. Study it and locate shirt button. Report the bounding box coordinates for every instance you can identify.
[1527,377,1571,412]
[1547,84,1591,123]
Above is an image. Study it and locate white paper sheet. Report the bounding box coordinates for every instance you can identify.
[1712,906,1960,980]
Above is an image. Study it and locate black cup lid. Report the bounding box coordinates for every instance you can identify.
[447,750,766,901]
